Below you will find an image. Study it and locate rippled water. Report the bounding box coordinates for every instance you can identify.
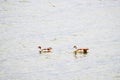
[0,0,120,80]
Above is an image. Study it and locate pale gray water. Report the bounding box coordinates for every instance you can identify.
[0,0,120,80]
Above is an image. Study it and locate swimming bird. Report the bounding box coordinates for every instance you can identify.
[73,46,89,55]
[38,46,52,54]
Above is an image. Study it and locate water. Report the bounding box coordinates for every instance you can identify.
[0,0,120,80]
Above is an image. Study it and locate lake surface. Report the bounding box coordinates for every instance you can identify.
[0,0,120,80]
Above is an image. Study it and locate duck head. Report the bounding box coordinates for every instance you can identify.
[38,46,41,49]
[73,46,77,49]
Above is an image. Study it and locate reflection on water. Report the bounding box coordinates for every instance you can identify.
[74,52,88,59]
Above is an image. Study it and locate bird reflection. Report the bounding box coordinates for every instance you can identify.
[74,52,88,58]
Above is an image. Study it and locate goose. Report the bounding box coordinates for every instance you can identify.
[73,46,89,55]
[38,46,52,54]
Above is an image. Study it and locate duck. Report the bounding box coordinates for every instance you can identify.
[73,46,89,55]
[38,46,52,54]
